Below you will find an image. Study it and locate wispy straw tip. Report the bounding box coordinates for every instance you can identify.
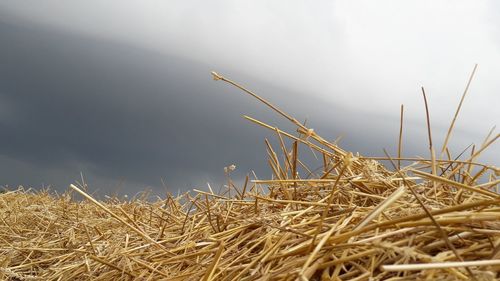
[211,71,222,81]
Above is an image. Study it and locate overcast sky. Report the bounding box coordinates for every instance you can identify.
[0,1,498,196]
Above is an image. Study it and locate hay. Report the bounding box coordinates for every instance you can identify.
[1,71,499,280]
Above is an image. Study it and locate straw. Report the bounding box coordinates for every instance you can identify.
[0,71,498,280]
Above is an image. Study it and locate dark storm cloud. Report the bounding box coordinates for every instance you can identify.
[0,21,274,191]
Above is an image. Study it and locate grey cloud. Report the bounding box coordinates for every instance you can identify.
[0,21,273,192]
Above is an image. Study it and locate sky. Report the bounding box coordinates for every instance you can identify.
[0,1,498,196]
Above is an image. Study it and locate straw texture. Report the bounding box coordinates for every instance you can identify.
[0,71,498,280]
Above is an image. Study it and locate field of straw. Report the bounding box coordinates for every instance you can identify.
[1,69,499,280]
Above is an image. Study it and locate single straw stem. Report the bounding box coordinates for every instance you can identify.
[441,64,478,156]
[382,259,500,271]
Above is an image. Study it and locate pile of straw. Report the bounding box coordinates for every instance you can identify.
[1,70,499,280]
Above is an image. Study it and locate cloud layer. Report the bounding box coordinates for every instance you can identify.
[0,1,498,195]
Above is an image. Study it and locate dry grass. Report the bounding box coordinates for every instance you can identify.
[0,70,499,280]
